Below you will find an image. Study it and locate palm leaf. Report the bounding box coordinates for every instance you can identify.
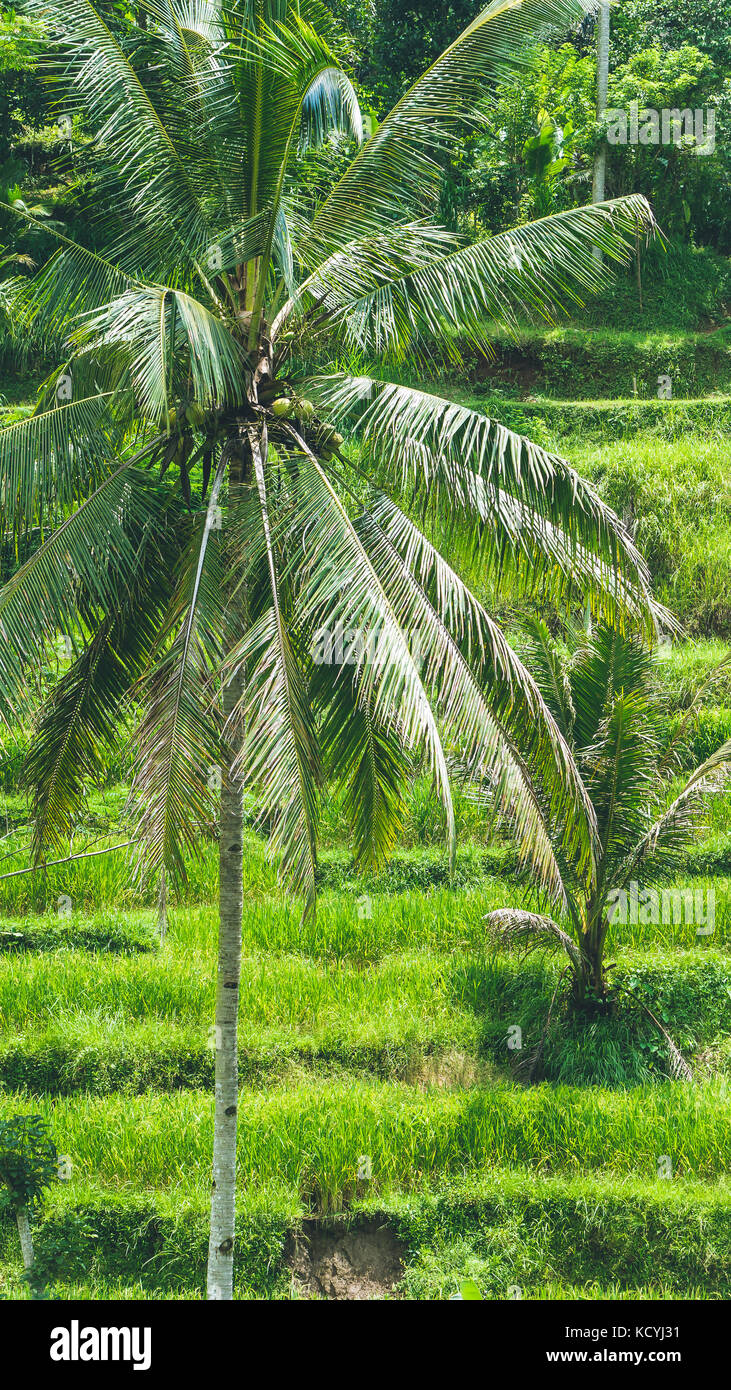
[129,472,225,879]
[74,285,245,418]
[277,433,457,861]
[232,428,320,912]
[307,373,657,631]
[295,196,655,359]
[620,737,731,884]
[314,662,410,869]
[0,388,124,537]
[357,500,595,897]
[23,0,218,274]
[0,457,163,721]
[23,509,180,859]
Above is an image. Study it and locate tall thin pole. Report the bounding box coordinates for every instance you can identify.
[592,1,610,262]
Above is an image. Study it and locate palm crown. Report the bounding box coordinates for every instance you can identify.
[1,0,669,922]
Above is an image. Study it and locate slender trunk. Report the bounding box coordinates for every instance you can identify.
[206,328,272,1300]
[157,867,168,944]
[573,917,610,1015]
[592,1,610,263]
[206,453,245,1302]
[16,1206,33,1270]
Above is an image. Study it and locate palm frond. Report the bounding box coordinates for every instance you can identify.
[277,433,457,861]
[295,196,655,359]
[0,388,124,537]
[23,0,218,273]
[621,737,731,884]
[584,691,657,874]
[240,13,363,345]
[257,14,362,156]
[0,458,163,721]
[232,429,320,913]
[73,285,245,418]
[23,510,180,859]
[129,475,225,880]
[360,491,596,894]
[520,616,575,740]
[570,624,654,751]
[314,665,410,868]
[1,209,132,350]
[307,373,657,632]
[484,907,585,972]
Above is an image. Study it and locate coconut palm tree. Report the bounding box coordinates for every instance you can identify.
[2,0,664,1297]
[486,621,731,1047]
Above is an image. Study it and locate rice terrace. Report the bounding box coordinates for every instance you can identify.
[0,0,729,1335]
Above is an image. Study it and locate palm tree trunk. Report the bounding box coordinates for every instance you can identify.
[16,1206,34,1270]
[573,918,610,1014]
[206,682,243,1299]
[206,318,272,1299]
[591,1,610,263]
[206,449,246,1302]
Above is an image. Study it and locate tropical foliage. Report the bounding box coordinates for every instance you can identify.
[0,0,685,1298]
[486,623,731,1035]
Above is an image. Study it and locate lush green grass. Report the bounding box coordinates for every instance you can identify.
[2,330,730,1300]
[652,639,731,711]
[0,813,725,922]
[423,392,731,445]
[3,1169,729,1300]
[0,1181,296,1300]
[0,659,727,1297]
[0,937,727,1093]
[570,244,731,334]
[0,1076,728,1205]
[386,1170,731,1300]
[0,909,157,954]
[460,326,731,401]
[570,436,731,638]
[0,854,721,1296]
[3,854,729,957]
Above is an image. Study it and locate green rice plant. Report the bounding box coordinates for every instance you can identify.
[379,1168,731,1296]
[0,1079,727,1208]
[0,938,727,1093]
[0,908,156,954]
[0,1180,298,1299]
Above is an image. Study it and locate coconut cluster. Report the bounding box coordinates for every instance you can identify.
[161,391,345,467]
[167,402,205,431]
[265,388,344,459]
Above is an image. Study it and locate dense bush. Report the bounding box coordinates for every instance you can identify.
[461,326,731,400]
[390,1175,731,1298]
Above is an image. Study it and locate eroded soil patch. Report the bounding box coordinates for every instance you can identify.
[286,1217,405,1300]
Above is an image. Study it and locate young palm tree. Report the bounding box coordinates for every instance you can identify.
[486,622,731,1040]
[2,0,665,1297]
